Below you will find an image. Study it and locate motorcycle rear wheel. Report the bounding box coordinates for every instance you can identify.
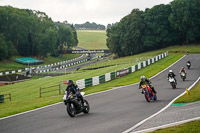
[153,95,157,101]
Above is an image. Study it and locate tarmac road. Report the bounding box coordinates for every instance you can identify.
[0,54,199,133]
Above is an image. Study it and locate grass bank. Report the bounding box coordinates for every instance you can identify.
[151,120,200,133]
[77,30,107,50]
[174,81,200,103]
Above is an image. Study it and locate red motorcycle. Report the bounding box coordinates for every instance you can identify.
[141,84,157,102]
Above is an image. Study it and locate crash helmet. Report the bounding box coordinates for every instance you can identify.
[141,75,146,82]
[68,80,74,86]
[169,70,173,73]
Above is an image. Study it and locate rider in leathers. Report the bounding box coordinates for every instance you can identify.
[168,70,177,84]
[66,80,84,107]
[179,67,187,75]
[139,76,157,94]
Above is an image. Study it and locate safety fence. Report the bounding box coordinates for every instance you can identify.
[0,54,85,76]
[39,84,61,98]
[76,52,168,90]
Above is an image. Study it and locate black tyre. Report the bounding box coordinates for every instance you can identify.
[171,83,176,89]
[83,99,90,114]
[153,95,157,101]
[173,84,176,89]
[67,103,76,117]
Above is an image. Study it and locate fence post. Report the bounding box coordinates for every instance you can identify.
[59,83,61,95]
[9,93,11,101]
[40,87,41,98]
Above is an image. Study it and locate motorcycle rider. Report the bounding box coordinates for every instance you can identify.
[139,76,157,94]
[168,70,177,84]
[187,59,191,66]
[179,67,187,75]
[66,80,84,107]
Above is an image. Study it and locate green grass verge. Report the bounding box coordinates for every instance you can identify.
[77,30,108,49]
[150,120,200,133]
[0,54,81,72]
[174,81,200,103]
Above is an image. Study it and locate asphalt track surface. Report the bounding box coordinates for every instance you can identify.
[0,54,199,133]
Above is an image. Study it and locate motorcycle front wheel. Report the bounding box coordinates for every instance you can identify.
[145,92,151,102]
[67,103,76,117]
[83,99,90,114]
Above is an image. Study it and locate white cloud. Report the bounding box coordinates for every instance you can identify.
[0,0,173,25]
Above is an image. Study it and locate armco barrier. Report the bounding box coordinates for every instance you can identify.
[76,52,168,90]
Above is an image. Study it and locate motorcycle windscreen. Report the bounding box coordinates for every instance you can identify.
[80,92,85,96]
[63,95,67,100]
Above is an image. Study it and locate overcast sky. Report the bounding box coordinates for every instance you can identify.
[0,0,173,25]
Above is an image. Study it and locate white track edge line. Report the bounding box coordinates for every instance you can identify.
[132,116,200,133]
[0,54,184,121]
[123,76,200,133]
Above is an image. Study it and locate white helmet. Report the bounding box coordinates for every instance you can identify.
[169,70,173,73]
[141,75,146,81]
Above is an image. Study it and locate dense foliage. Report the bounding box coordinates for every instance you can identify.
[0,6,78,60]
[75,22,105,30]
[106,0,200,57]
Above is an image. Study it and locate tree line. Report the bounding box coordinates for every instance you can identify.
[75,22,105,30]
[106,0,200,57]
[0,6,78,60]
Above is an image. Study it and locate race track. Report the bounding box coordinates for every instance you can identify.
[0,54,199,133]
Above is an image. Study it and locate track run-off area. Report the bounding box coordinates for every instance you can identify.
[0,54,199,133]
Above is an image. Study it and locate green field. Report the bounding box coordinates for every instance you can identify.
[174,81,200,103]
[0,54,81,72]
[77,30,108,49]
[151,120,200,133]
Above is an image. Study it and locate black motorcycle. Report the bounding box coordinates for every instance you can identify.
[63,92,90,117]
[187,62,191,69]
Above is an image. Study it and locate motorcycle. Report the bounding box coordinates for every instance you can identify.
[168,77,176,89]
[63,92,90,117]
[187,63,191,69]
[141,84,157,102]
[180,72,186,81]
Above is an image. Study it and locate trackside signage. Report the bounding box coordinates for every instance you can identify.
[116,69,129,77]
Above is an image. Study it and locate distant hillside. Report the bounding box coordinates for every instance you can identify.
[75,22,105,30]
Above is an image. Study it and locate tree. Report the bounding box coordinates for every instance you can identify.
[0,6,79,60]
[169,0,200,44]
